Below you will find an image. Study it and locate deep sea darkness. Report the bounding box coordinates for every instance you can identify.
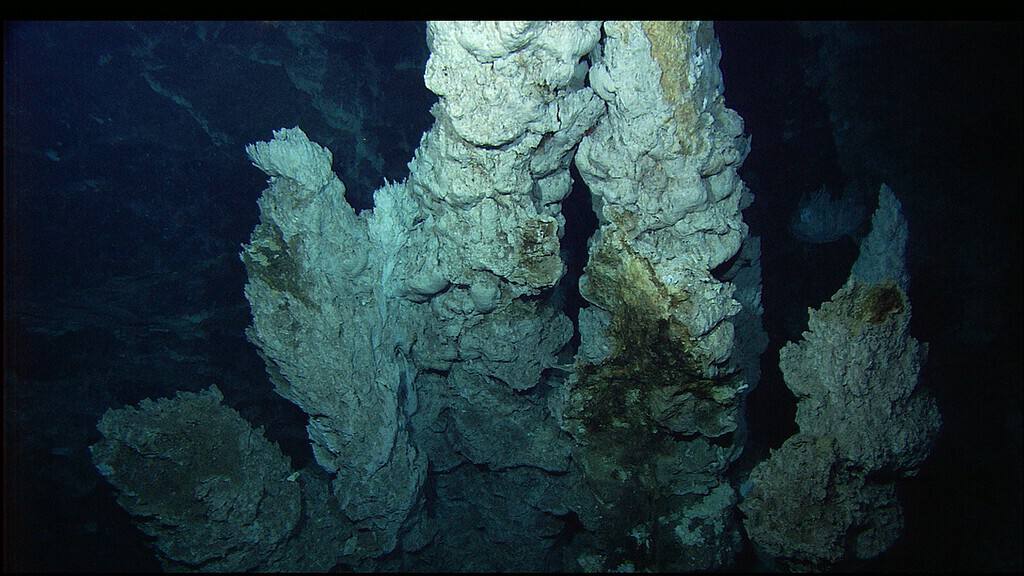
[4,21,1022,572]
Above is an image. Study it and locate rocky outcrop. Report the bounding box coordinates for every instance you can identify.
[94,21,765,572]
[240,21,609,565]
[90,387,299,571]
[566,21,754,571]
[740,185,941,571]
